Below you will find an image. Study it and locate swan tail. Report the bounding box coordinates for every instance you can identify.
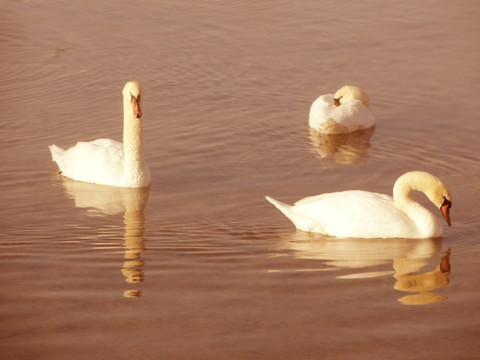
[265,196,299,226]
[49,144,66,172]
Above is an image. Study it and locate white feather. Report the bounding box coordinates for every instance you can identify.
[49,81,150,188]
[266,172,452,239]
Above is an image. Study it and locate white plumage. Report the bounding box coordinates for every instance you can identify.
[266,171,452,239]
[49,81,150,188]
[309,85,375,134]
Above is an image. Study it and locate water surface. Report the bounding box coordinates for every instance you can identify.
[1,1,480,359]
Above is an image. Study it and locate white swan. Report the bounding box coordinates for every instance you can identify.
[309,85,375,134]
[265,171,452,239]
[49,81,151,188]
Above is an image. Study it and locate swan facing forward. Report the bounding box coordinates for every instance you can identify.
[266,171,452,239]
[309,85,375,134]
[49,81,151,188]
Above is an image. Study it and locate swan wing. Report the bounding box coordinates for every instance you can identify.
[329,100,375,129]
[50,139,124,186]
[270,191,414,238]
[309,95,375,134]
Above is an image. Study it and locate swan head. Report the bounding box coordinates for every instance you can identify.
[395,171,453,227]
[420,173,452,227]
[334,85,371,109]
[122,81,143,119]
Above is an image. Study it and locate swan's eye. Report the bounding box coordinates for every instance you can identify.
[442,196,452,208]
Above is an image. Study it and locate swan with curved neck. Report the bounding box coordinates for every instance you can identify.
[265,171,452,239]
[309,85,375,134]
[49,81,151,188]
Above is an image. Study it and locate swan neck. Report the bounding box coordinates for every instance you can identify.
[393,180,415,210]
[392,173,442,237]
[123,104,144,166]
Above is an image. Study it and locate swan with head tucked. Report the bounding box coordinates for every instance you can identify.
[49,81,150,188]
[265,171,452,239]
[309,85,375,134]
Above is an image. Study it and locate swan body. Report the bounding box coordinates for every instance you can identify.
[49,81,151,188]
[266,171,452,239]
[309,85,375,134]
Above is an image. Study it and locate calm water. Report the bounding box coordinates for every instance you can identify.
[1,0,480,359]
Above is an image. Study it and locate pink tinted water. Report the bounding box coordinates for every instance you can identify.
[1,1,480,359]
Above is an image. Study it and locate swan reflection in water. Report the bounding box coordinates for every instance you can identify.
[278,232,451,305]
[60,178,149,298]
[393,248,450,305]
[309,127,375,165]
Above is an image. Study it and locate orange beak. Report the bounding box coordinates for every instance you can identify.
[131,96,142,119]
[440,202,451,227]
